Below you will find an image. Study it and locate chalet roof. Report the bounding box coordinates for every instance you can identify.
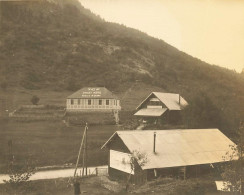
[136,92,188,110]
[67,87,118,99]
[134,108,167,117]
[102,129,237,170]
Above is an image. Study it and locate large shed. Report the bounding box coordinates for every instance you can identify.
[102,129,236,183]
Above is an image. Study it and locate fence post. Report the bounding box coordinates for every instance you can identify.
[96,168,98,176]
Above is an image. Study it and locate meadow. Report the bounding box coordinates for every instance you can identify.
[0,120,120,173]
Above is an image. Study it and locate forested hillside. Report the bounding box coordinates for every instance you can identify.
[0,0,243,135]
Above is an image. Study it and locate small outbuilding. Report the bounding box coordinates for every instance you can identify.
[102,129,236,184]
[134,92,188,124]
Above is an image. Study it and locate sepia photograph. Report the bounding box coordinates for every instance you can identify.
[0,0,243,194]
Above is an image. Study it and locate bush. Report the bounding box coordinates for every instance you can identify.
[3,160,35,194]
[0,81,8,90]
[31,95,40,105]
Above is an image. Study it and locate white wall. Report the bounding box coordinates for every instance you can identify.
[110,150,134,174]
[66,98,121,110]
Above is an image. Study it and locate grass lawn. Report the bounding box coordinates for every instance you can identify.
[0,120,120,173]
[0,83,162,113]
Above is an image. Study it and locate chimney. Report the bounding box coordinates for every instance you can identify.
[179,94,181,106]
[153,132,156,153]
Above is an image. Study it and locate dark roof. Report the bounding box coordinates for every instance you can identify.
[67,87,118,99]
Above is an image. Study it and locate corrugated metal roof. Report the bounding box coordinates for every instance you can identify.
[153,92,188,110]
[67,87,118,99]
[134,108,167,116]
[102,129,237,169]
[136,92,188,110]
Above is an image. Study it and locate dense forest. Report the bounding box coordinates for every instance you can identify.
[0,0,243,136]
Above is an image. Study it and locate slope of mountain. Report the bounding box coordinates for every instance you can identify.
[0,0,243,134]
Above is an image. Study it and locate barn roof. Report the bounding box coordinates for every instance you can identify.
[136,92,188,110]
[67,87,118,99]
[102,129,237,170]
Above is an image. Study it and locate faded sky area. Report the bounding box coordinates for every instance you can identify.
[79,0,244,72]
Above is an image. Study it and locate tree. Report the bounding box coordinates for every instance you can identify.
[31,95,40,105]
[125,150,148,191]
[182,94,224,129]
[221,122,244,194]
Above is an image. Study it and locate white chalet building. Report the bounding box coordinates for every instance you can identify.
[66,87,121,112]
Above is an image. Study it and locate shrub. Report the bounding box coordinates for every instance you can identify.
[0,81,8,90]
[3,160,35,194]
[31,95,40,105]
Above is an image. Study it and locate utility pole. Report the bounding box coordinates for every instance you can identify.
[74,123,87,177]
[85,123,88,176]
[8,140,13,170]
[82,123,88,176]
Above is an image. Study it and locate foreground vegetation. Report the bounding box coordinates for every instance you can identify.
[0,176,111,195]
[0,175,221,195]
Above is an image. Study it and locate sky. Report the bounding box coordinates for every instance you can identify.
[79,0,244,72]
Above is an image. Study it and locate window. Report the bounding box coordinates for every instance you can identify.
[78,99,80,105]
[88,99,91,105]
[71,99,74,105]
[106,99,109,105]
[99,99,102,105]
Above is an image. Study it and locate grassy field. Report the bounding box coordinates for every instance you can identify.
[0,120,120,173]
[0,83,163,113]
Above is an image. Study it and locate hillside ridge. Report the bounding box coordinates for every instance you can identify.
[0,0,243,134]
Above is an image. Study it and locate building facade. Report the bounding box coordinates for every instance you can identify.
[102,129,237,184]
[66,87,121,112]
[134,92,188,124]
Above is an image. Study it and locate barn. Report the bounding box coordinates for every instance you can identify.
[66,87,121,112]
[102,129,237,184]
[134,92,188,124]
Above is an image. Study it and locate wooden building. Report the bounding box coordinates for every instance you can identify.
[102,129,236,184]
[66,87,121,112]
[134,92,188,124]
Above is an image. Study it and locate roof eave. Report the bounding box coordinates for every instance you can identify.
[101,131,118,149]
[136,92,154,110]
